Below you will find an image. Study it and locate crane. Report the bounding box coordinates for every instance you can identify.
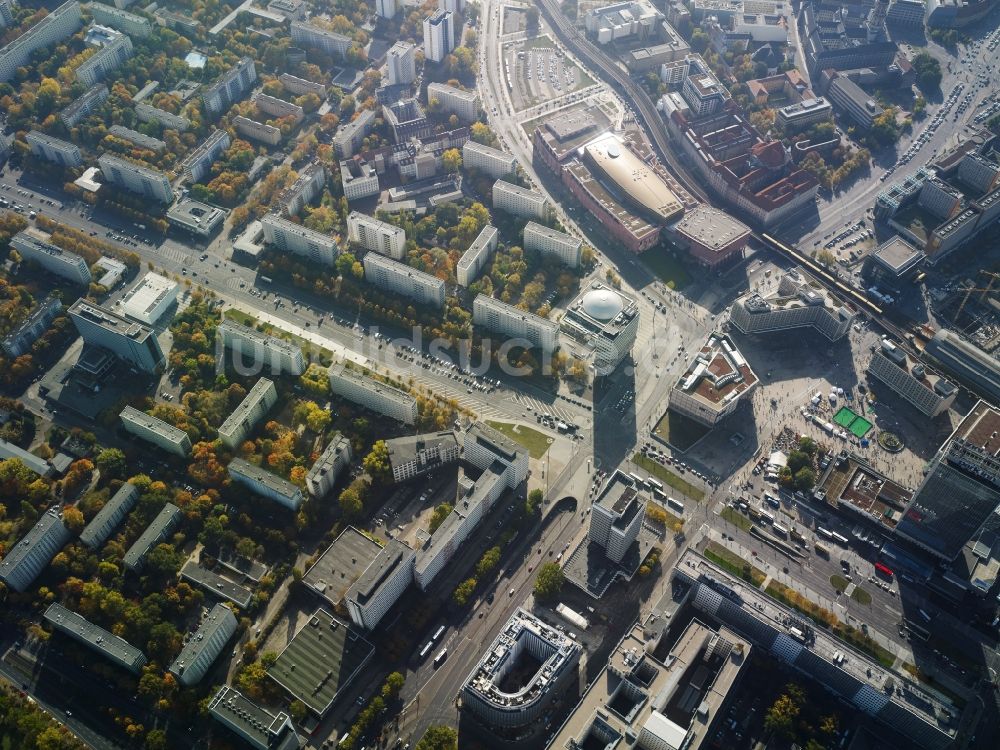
[953,270,1000,322]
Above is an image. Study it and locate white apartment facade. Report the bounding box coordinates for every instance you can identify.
[291,21,352,58]
[217,378,278,449]
[328,362,418,425]
[228,458,305,510]
[181,129,231,183]
[89,3,152,37]
[346,539,415,630]
[261,213,339,266]
[386,41,415,85]
[473,295,559,353]
[219,319,305,376]
[523,221,582,268]
[0,509,71,592]
[11,231,91,284]
[457,224,498,286]
[340,158,379,201]
[462,141,516,179]
[493,180,549,220]
[169,604,237,687]
[135,102,190,131]
[98,154,174,202]
[376,0,397,18]
[76,27,133,86]
[0,1,82,82]
[347,211,406,259]
[233,116,282,145]
[305,434,353,498]
[423,9,455,63]
[427,82,479,122]
[363,253,446,308]
[202,56,257,118]
[120,406,193,456]
[589,471,643,564]
[79,482,138,549]
[333,108,376,158]
[26,130,83,167]
[60,83,110,126]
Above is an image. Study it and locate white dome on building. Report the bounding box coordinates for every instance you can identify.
[582,288,623,320]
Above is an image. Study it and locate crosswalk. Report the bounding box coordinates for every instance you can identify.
[507,391,581,424]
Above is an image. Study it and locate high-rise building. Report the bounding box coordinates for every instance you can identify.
[0,0,16,29]
[669,332,758,426]
[589,471,643,563]
[228,458,305,510]
[123,503,181,572]
[180,129,231,183]
[729,269,855,341]
[277,161,326,217]
[79,482,138,549]
[386,41,415,85]
[306,434,353,498]
[11,231,91,285]
[89,3,152,37]
[201,56,256,119]
[261,213,339,266]
[462,141,516,179]
[376,0,397,18]
[473,295,559,353]
[523,221,582,268]
[363,253,446,308]
[60,83,110,126]
[219,319,305,376]
[68,299,166,372]
[492,180,549,220]
[0,509,71,592]
[217,378,278,449]
[868,339,957,418]
[291,21,352,58]
[169,604,238,686]
[328,362,418,425]
[97,154,174,203]
[427,82,479,122]
[457,224,498,286]
[209,686,299,750]
[44,603,147,673]
[423,9,455,63]
[76,25,132,86]
[26,130,83,167]
[561,282,640,376]
[0,1,82,83]
[347,211,406,259]
[120,406,192,456]
[346,539,415,629]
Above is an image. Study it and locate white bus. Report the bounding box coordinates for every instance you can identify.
[817,527,834,540]
[628,472,644,486]
[759,510,775,524]
[831,532,849,546]
[646,477,664,492]
[433,648,448,668]
[772,524,789,538]
[667,497,685,514]
[432,625,445,642]
[419,642,432,660]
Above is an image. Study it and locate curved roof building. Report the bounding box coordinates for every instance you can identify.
[583,133,684,223]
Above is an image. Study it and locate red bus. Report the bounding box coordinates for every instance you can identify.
[874,562,894,579]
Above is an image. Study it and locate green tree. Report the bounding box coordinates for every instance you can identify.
[442,148,462,173]
[362,440,391,482]
[428,502,452,533]
[912,51,943,91]
[288,700,307,723]
[534,562,565,602]
[452,577,477,605]
[382,671,405,699]
[526,488,543,515]
[476,546,501,577]
[144,729,169,750]
[794,467,816,491]
[95,447,127,479]
[339,486,364,516]
[798,436,818,456]
[416,725,458,750]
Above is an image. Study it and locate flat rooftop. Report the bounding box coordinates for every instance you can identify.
[820,454,911,530]
[180,560,254,608]
[44,603,145,669]
[218,378,274,438]
[119,272,177,319]
[674,332,757,408]
[547,616,749,750]
[596,471,641,519]
[268,608,375,716]
[346,538,413,606]
[68,299,157,343]
[562,281,641,342]
[328,362,418,407]
[872,236,923,274]
[220,319,302,357]
[302,527,383,607]
[120,406,189,442]
[672,205,750,251]
[229,457,301,501]
[384,431,459,469]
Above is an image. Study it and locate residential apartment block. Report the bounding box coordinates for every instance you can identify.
[473,295,559,353]
[234,116,282,145]
[347,211,406,259]
[305,434,353,498]
[2,296,62,358]
[278,161,326,217]
[386,41,416,85]
[457,224,498,286]
[209,686,299,750]
[120,406,192,456]
[261,213,338,266]
[291,21,352,58]
[362,253,446,308]
[26,130,83,167]
[0,0,82,82]
[590,471,643,563]
[217,377,278,449]
[180,129,231,183]
[97,154,174,202]
[427,82,479,122]
[89,3,152,37]
[11,231,91,284]
[462,141,516,179]
[0,509,71,592]
[79,482,138,549]
[219,319,305,376]
[60,83,110,126]
[346,539,415,629]
[123,503,181,572]
[44,603,147,673]
[278,72,325,98]
[135,102,190,131]
[68,299,166,372]
[333,108,376,158]
[76,25,132,86]
[201,56,256,119]
[255,92,304,123]
[384,431,460,483]
[108,125,166,152]
[423,9,455,63]
[169,604,237,686]
[228,458,305,510]
[523,221,582,268]
[492,180,548,220]
[327,362,418,425]
[868,340,957,417]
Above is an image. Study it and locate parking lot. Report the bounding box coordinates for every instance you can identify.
[505,37,593,111]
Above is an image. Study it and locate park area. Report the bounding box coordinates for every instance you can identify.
[833,406,873,439]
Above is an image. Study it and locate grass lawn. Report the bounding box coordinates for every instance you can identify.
[721,506,753,531]
[640,250,691,290]
[653,411,711,452]
[830,573,850,591]
[704,541,765,586]
[525,35,555,50]
[632,453,706,502]
[486,421,552,459]
[224,308,334,362]
[851,586,872,605]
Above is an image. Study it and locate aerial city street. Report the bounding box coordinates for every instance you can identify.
[4,0,1000,749]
